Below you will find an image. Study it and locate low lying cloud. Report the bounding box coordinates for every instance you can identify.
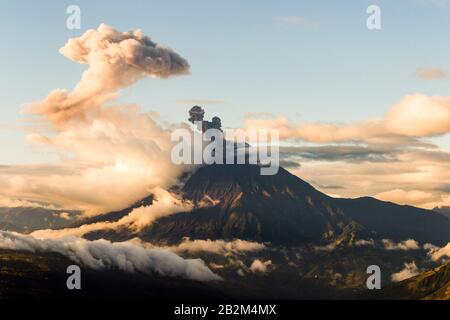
[280,16,320,28]
[382,239,420,251]
[391,261,420,282]
[313,243,337,252]
[0,231,221,281]
[425,242,450,261]
[161,238,266,255]
[31,187,192,238]
[249,259,273,273]
[0,24,191,215]
[288,148,450,209]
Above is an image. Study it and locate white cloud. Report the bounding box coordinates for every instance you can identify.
[391,262,420,282]
[374,189,442,207]
[31,187,192,238]
[245,94,450,143]
[0,24,191,215]
[382,239,420,251]
[353,239,375,247]
[162,238,266,255]
[249,259,273,273]
[0,231,221,282]
[313,243,337,252]
[425,242,450,261]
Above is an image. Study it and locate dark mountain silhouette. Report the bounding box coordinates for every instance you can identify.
[82,164,450,246]
[336,197,450,245]
[138,164,363,244]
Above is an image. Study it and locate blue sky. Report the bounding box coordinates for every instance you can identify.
[1,0,450,164]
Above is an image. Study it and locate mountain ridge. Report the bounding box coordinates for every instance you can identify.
[81,164,450,246]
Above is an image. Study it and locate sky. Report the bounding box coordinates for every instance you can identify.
[1,0,450,211]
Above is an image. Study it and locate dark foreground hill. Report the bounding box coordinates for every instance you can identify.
[380,262,450,300]
[0,249,225,299]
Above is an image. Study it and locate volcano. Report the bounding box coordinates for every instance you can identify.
[81,164,450,246]
[139,164,363,244]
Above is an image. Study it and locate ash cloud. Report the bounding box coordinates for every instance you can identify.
[0,24,191,215]
[27,24,189,126]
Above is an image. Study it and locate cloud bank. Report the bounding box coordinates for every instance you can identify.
[249,259,273,273]
[425,242,450,261]
[0,231,220,281]
[31,187,192,238]
[161,238,266,255]
[245,94,450,144]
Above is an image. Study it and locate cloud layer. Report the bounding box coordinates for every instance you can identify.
[0,231,221,281]
[245,94,450,143]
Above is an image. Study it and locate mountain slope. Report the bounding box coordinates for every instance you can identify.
[336,197,450,246]
[138,164,363,245]
[83,164,450,246]
[0,207,79,232]
[434,206,450,219]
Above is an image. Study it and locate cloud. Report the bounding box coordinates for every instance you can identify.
[58,212,72,220]
[0,25,192,215]
[375,189,442,207]
[425,242,450,261]
[31,187,192,238]
[280,16,319,28]
[0,197,60,210]
[27,24,189,126]
[287,147,450,209]
[391,262,420,282]
[0,111,187,214]
[244,94,450,143]
[353,239,375,247]
[382,239,420,251]
[416,67,448,80]
[313,243,337,252]
[0,231,221,281]
[249,259,273,273]
[161,238,266,255]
